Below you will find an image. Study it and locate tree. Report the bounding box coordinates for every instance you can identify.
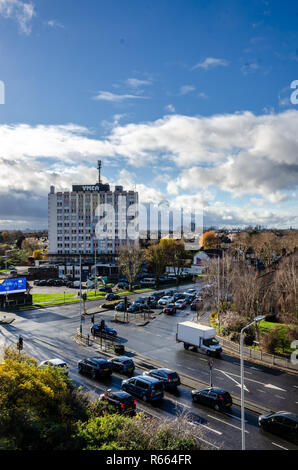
[250,232,281,267]
[200,231,219,249]
[159,239,186,281]
[0,348,88,450]
[119,244,144,291]
[274,251,298,324]
[145,243,168,287]
[33,249,43,260]
[21,237,40,255]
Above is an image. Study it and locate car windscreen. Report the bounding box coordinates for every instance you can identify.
[203,338,219,346]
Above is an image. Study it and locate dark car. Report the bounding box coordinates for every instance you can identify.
[121,375,164,402]
[151,291,165,300]
[115,301,132,312]
[147,297,158,308]
[34,279,47,286]
[117,282,129,289]
[163,303,176,315]
[184,294,196,304]
[258,411,298,444]
[165,289,177,296]
[78,357,112,378]
[143,368,181,390]
[91,324,118,337]
[99,389,136,416]
[105,293,120,301]
[134,297,147,305]
[127,303,143,313]
[173,293,186,301]
[98,285,113,293]
[192,387,232,411]
[109,356,135,375]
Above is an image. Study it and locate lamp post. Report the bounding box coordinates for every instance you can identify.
[240,315,265,450]
[79,255,83,336]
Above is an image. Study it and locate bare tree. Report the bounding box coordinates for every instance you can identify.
[274,251,298,324]
[119,244,144,291]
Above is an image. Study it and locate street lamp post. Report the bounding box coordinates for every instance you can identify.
[79,255,83,336]
[240,315,265,450]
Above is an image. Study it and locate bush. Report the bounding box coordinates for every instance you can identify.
[260,326,281,354]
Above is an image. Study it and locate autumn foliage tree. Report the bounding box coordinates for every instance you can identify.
[200,231,219,249]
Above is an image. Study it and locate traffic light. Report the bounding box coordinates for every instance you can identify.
[17,336,23,351]
[82,293,87,302]
[91,314,95,324]
[124,296,128,310]
[100,319,105,331]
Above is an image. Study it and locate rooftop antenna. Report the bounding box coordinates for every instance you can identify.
[97,160,102,184]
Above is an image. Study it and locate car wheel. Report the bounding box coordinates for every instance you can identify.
[78,365,83,374]
[184,343,189,350]
[214,403,220,411]
[91,370,96,380]
[142,394,147,402]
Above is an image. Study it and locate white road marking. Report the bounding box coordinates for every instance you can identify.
[272,442,288,450]
[208,414,249,432]
[274,395,286,400]
[223,412,247,422]
[257,389,266,393]
[264,384,287,392]
[192,422,222,435]
[219,370,250,392]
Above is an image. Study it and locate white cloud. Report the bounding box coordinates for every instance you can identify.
[165,104,175,113]
[197,92,208,99]
[93,91,148,102]
[126,78,151,88]
[0,110,298,223]
[0,0,35,34]
[192,57,229,70]
[179,85,195,95]
[46,19,64,29]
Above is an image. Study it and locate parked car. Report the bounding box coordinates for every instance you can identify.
[258,411,298,444]
[186,288,197,295]
[115,301,132,312]
[147,297,158,308]
[34,279,47,286]
[158,295,174,306]
[105,293,120,301]
[78,357,112,378]
[109,356,135,375]
[183,294,196,304]
[99,389,136,416]
[39,358,69,375]
[143,368,181,390]
[163,303,176,315]
[192,387,232,411]
[116,282,129,289]
[175,299,187,309]
[134,297,147,305]
[151,291,165,300]
[121,375,164,402]
[98,285,113,293]
[165,289,177,296]
[173,293,186,301]
[91,324,118,337]
[127,303,143,313]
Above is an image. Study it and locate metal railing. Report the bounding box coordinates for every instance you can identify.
[217,335,298,371]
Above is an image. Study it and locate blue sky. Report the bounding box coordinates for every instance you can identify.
[0,0,297,229]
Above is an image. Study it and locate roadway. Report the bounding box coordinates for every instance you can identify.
[0,282,297,450]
